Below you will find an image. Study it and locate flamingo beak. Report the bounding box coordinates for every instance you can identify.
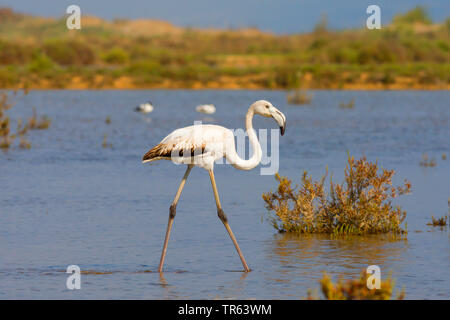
[280,123,285,136]
[270,107,286,136]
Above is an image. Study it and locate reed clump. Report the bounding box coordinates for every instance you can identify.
[0,92,14,149]
[27,107,51,130]
[102,134,112,148]
[263,155,411,235]
[286,90,313,105]
[0,91,50,151]
[307,272,405,300]
[419,153,436,167]
[339,98,355,109]
[16,118,30,149]
[427,215,448,227]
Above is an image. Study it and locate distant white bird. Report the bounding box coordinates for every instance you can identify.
[195,104,216,114]
[142,100,286,273]
[135,101,154,113]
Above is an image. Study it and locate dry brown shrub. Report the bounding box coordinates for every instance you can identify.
[307,271,405,300]
[263,155,411,235]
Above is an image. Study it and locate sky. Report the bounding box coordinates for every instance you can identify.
[0,0,448,33]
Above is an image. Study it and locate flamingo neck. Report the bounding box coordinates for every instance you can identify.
[227,104,262,170]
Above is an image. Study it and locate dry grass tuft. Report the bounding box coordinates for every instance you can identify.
[28,107,51,130]
[419,153,436,167]
[0,91,15,149]
[427,215,448,227]
[0,91,50,151]
[339,98,355,109]
[307,271,404,300]
[102,134,112,148]
[263,155,411,235]
[286,90,313,105]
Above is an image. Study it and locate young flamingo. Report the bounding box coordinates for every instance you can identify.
[142,100,286,273]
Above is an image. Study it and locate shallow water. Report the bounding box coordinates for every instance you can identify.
[0,89,449,299]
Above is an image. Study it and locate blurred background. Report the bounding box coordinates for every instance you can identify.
[0,0,448,90]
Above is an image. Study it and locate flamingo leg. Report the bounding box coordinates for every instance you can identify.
[208,169,251,272]
[158,164,193,273]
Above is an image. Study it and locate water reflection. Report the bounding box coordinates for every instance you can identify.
[269,233,408,281]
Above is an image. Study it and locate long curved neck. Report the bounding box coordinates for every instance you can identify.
[226,105,262,170]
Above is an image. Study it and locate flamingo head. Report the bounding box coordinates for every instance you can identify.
[252,100,286,136]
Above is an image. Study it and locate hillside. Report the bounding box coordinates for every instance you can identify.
[0,7,449,89]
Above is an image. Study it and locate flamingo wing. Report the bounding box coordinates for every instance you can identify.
[142,125,232,163]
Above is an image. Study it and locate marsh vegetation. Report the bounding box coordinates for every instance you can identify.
[286,90,313,105]
[419,153,437,167]
[263,155,411,235]
[339,98,355,109]
[427,215,448,227]
[307,272,404,300]
[0,90,51,150]
[0,7,448,89]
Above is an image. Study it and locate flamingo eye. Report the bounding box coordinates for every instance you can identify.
[265,105,270,109]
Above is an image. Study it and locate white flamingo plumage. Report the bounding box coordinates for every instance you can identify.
[195,104,216,114]
[142,100,286,273]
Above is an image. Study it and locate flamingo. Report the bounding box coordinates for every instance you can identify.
[142,100,286,273]
[195,104,216,114]
[135,101,154,113]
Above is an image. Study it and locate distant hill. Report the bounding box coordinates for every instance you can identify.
[0,7,448,90]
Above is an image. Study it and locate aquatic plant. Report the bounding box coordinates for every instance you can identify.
[286,90,313,105]
[0,92,14,149]
[28,107,51,130]
[419,153,436,167]
[105,116,111,125]
[339,98,355,109]
[0,91,50,151]
[16,118,30,149]
[307,272,405,300]
[442,153,447,160]
[263,155,411,235]
[427,215,448,227]
[102,134,112,148]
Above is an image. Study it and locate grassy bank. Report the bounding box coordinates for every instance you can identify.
[0,7,449,89]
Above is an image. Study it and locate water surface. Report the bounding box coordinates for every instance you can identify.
[0,90,449,299]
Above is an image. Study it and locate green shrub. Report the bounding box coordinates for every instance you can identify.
[101,48,129,65]
[43,39,95,65]
[393,6,432,25]
[27,53,54,73]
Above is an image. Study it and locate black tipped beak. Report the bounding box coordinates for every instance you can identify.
[280,124,285,136]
